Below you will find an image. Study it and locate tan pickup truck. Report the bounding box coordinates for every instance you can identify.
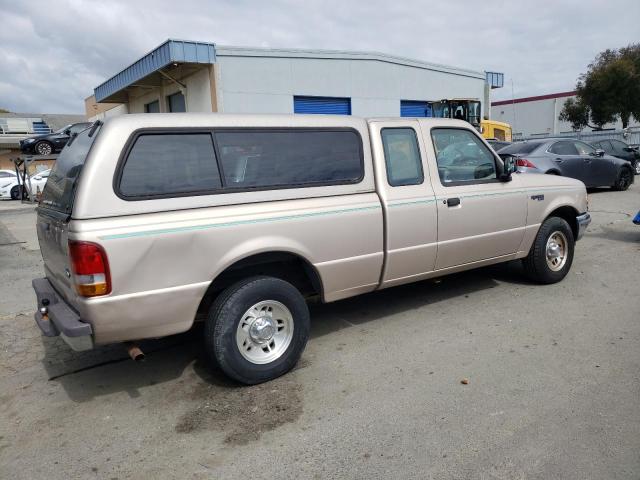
[32,114,590,384]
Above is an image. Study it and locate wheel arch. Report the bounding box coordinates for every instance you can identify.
[197,250,324,317]
[544,205,579,239]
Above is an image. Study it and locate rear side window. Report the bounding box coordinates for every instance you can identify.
[214,130,363,189]
[499,142,541,155]
[381,128,423,186]
[119,133,221,197]
[40,125,98,213]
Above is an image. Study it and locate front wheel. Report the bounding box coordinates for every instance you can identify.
[613,168,632,191]
[632,160,640,176]
[205,276,310,385]
[522,217,575,284]
[34,141,53,156]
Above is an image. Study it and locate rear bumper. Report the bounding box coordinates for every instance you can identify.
[32,277,94,351]
[576,212,591,241]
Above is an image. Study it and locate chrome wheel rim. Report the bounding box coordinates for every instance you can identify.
[546,230,568,271]
[235,300,294,364]
[635,163,640,175]
[37,143,51,155]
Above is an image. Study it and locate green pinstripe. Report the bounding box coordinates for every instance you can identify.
[99,186,579,240]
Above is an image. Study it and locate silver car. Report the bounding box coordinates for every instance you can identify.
[498,139,635,190]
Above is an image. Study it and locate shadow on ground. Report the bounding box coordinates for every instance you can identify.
[46,262,523,402]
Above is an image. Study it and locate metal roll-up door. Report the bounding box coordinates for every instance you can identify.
[294,96,351,115]
[400,100,432,117]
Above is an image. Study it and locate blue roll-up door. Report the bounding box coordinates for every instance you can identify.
[294,96,351,115]
[400,100,432,117]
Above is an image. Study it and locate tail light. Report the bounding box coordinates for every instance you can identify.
[68,241,111,297]
[516,158,537,168]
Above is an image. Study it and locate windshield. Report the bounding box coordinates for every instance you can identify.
[40,124,100,214]
[499,142,542,155]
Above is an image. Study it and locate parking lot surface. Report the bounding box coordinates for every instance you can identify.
[1,186,639,479]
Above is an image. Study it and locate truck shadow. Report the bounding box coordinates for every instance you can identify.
[46,262,528,402]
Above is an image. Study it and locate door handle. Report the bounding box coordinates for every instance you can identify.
[554,158,563,163]
[446,197,460,207]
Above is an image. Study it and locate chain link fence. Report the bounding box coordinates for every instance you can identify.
[516,127,640,145]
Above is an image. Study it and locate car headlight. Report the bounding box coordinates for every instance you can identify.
[24,138,35,143]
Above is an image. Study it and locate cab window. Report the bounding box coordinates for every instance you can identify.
[431,128,497,185]
[381,128,423,186]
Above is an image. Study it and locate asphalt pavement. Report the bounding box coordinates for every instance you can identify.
[0,186,639,479]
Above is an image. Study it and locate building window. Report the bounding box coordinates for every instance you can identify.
[293,96,351,115]
[144,100,160,113]
[167,92,186,113]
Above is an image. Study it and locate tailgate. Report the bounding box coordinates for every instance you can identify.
[36,208,78,307]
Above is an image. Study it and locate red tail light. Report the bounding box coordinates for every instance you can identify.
[516,158,537,168]
[68,241,111,297]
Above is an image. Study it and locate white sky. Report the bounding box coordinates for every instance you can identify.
[1,0,638,113]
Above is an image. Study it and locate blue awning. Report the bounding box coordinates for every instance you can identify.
[94,39,216,103]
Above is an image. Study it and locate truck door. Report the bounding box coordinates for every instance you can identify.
[368,120,438,288]
[424,124,527,270]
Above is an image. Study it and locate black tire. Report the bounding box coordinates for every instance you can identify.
[10,185,22,200]
[632,160,640,176]
[205,276,310,385]
[34,141,53,156]
[545,170,560,176]
[613,168,632,191]
[522,217,575,284]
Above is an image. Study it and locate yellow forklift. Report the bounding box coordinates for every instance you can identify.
[429,99,482,130]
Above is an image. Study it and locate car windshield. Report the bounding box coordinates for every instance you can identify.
[499,142,542,155]
[53,125,72,134]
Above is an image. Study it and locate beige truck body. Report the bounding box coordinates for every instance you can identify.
[33,114,588,350]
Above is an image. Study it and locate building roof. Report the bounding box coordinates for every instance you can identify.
[0,112,86,130]
[215,45,486,79]
[93,39,488,104]
[491,91,576,107]
[94,39,216,103]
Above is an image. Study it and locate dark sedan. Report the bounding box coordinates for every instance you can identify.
[499,138,634,190]
[20,122,92,156]
[590,139,640,175]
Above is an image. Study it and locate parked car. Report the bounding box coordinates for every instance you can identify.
[0,168,52,200]
[634,210,640,225]
[499,139,635,190]
[0,169,21,200]
[20,122,92,156]
[590,139,640,175]
[487,139,512,151]
[32,115,590,384]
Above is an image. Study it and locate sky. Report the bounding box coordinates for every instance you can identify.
[0,0,638,114]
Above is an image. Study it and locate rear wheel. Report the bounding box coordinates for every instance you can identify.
[34,141,53,156]
[205,276,310,385]
[522,217,575,284]
[613,168,632,191]
[10,185,22,200]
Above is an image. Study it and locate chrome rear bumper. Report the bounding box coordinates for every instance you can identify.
[576,212,591,241]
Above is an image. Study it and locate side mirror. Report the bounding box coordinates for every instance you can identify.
[594,149,605,157]
[63,129,71,135]
[499,154,517,182]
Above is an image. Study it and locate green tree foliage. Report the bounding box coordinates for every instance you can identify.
[559,44,640,130]
[0,108,10,113]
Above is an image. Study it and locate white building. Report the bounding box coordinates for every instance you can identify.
[87,39,502,120]
[491,91,640,139]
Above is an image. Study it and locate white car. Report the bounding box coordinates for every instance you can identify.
[0,168,51,200]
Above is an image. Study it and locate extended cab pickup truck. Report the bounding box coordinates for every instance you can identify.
[33,114,590,384]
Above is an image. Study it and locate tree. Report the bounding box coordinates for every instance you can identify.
[559,43,640,130]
